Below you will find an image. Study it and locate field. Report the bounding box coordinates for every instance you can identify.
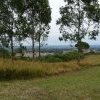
[0,65,100,99]
[0,54,100,99]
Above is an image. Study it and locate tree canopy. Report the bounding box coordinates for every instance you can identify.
[57,0,100,63]
[0,0,51,59]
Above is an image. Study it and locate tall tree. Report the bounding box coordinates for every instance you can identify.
[22,0,51,59]
[0,0,27,59]
[84,0,100,40]
[0,0,9,48]
[0,0,51,59]
[36,23,50,57]
[5,0,17,60]
[0,0,15,59]
[57,0,100,64]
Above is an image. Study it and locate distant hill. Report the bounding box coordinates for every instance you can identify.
[25,45,100,52]
[0,45,100,53]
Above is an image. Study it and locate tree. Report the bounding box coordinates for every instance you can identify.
[0,0,9,48]
[57,0,100,64]
[84,0,100,40]
[35,23,50,58]
[22,0,51,59]
[0,0,15,59]
[4,0,17,60]
[75,41,90,53]
[0,0,27,60]
[0,0,51,60]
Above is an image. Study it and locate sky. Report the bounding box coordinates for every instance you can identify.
[46,0,100,46]
[23,0,100,46]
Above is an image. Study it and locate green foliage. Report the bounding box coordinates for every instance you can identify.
[0,48,10,58]
[57,0,100,42]
[36,52,84,62]
[75,41,90,52]
[82,0,98,4]
[57,0,100,63]
[0,0,51,59]
[19,0,51,59]
[37,55,62,62]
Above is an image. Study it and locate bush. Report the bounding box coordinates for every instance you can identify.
[36,51,84,62]
[0,48,10,58]
[36,55,62,62]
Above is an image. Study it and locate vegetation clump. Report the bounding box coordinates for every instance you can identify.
[0,48,10,58]
[36,52,84,62]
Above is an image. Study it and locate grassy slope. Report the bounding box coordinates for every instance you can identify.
[0,66,100,100]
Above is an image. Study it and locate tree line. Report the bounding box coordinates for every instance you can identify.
[0,0,100,62]
[0,0,51,59]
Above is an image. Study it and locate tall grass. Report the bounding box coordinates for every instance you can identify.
[0,54,100,80]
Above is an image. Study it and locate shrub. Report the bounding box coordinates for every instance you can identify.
[0,48,10,58]
[36,51,84,62]
[36,55,62,62]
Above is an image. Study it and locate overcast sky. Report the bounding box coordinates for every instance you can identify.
[23,0,100,46]
[46,0,100,46]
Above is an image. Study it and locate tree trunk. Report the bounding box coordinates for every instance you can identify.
[10,36,14,61]
[77,47,81,65]
[32,36,35,59]
[32,9,35,59]
[39,33,41,58]
[77,0,81,65]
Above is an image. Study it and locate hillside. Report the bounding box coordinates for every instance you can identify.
[0,65,100,100]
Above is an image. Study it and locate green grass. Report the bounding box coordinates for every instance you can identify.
[0,66,100,100]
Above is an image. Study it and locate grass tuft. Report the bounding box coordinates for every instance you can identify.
[0,54,100,80]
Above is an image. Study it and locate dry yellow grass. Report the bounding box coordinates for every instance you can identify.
[80,54,100,67]
[0,54,100,79]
